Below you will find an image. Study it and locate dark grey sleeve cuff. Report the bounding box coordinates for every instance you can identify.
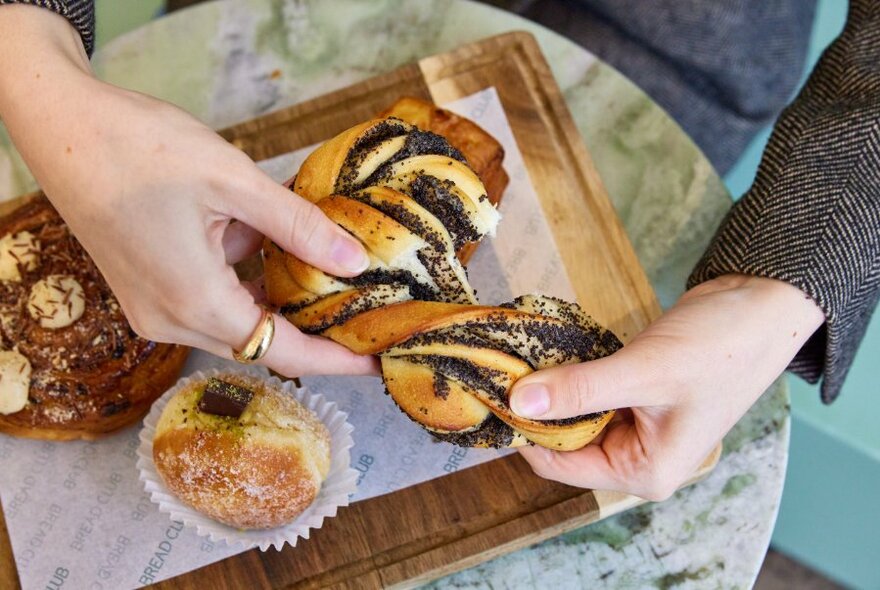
[0,0,95,55]
[688,0,880,403]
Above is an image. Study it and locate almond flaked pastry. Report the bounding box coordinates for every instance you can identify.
[27,275,85,329]
[0,231,40,282]
[0,350,32,415]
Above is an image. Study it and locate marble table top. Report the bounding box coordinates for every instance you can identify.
[0,1,788,588]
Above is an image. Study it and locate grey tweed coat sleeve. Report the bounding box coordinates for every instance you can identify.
[689,0,880,403]
[5,0,879,403]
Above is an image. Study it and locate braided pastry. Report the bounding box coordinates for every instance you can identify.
[264,113,622,450]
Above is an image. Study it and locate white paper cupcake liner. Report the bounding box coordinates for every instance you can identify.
[137,368,357,551]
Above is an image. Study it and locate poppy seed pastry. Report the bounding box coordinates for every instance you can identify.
[263,109,623,450]
[379,97,509,258]
[152,373,331,530]
[0,196,189,440]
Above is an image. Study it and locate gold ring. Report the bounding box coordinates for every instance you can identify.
[232,306,275,364]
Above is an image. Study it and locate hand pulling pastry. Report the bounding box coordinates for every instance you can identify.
[0,196,189,440]
[264,109,623,450]
[152,373,331,529]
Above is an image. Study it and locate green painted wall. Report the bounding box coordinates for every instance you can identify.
[773,413,880,589]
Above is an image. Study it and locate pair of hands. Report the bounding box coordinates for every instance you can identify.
[0,5,824,500]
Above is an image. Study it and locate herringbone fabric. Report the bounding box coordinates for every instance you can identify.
[688,0,880,402]
[0,0,94,55]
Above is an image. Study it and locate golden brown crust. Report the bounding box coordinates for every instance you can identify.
[0,196,189,440]
[379,97,508,263]
[154,428,319,529]
[152,373,330,529]
[291,119,383,203]
[382,356,491,432]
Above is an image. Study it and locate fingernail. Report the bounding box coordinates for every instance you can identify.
[330,234,369,273]
[511,383,550,418]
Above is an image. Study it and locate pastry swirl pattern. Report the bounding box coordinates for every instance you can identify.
[264,116,622,449]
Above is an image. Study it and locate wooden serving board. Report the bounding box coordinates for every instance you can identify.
[0,31,719,589]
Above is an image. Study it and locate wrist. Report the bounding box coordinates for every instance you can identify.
[689,273,825,338]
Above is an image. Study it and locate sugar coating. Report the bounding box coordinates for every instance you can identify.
[153,373,330,529]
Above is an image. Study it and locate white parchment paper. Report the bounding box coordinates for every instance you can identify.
[0,87,576,590]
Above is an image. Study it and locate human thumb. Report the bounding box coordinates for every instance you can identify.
[509,351,636,420]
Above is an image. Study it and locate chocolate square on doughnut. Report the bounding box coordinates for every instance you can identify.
[197,378,254,418]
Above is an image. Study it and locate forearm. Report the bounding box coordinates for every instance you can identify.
[0,0,95,55]
[0,4,91,86]
[0,5,108,209]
